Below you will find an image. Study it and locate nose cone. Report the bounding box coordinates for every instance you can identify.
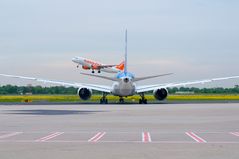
[123,77,130,83]
[72,57,78,63]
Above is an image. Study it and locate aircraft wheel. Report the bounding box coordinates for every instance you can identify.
[119,98,124,104]
[139,99,147,104]
[100,98,108,104]
[139,99,142,104]
[143,99,147,104]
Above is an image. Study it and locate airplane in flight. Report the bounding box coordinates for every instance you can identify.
[72,56,124,73]
[0,30,239,104]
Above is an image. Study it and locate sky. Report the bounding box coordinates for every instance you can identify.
[0,0,239,87]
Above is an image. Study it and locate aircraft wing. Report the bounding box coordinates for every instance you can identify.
[0,74,111,93]
[136,75,239,93]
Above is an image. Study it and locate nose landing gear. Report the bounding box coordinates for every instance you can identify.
[119,97,125,104]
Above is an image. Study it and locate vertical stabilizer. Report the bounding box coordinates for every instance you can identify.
[124,29,128,73]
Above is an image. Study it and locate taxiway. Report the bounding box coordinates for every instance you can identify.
[0,103,239,159]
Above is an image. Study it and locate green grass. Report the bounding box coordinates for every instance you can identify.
[0,94,239,103]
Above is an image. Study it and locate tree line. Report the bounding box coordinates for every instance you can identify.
[0,85,239,95]
[0,85,77,95]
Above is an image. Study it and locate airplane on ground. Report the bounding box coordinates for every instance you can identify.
[72,56,124,73]
[0,30,239,104]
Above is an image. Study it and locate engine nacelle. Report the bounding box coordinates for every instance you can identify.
[153,88,168,101]
[82,65,90,70]
[77,88,92,100]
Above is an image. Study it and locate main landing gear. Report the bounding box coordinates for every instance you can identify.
[100,93,108,104]
[139,93,147,104]
[91,70,101,73]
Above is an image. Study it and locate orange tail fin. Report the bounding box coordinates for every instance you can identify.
[115,61,125,71]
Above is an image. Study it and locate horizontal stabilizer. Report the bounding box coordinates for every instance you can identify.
[80,73,117,81]
[133,73,173,82]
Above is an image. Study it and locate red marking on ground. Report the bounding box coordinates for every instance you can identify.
[230,132,239,137]
[185,132,207,143]
[142,132,152,143]
[36,132,64,142]
[0,132,22,139]
[88,132,106,142]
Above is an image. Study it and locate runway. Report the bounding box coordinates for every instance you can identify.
[0,103,239,159]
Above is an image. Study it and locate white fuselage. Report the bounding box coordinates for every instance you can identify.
[111,79,136,96]
[101,67,120,73]
[111,72,136,96]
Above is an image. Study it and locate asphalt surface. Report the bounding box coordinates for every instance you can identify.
[0,103,239,159]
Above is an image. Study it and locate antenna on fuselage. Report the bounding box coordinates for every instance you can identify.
[124,29,128,73]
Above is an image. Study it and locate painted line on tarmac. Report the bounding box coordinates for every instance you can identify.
[88,132,106,142]
[0,132,22,139]
[142,132,152,143]
[230,132,239,137]
[2,140,239,144]
[185,132,207,143]
[36,132,64,142]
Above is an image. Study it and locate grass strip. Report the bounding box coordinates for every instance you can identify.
[0,94,239,103]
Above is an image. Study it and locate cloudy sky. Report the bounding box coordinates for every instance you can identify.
[0,0,238,87]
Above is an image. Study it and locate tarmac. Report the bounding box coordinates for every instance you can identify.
[0,103,239,159]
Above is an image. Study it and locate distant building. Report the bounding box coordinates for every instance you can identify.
[25,93,33,95]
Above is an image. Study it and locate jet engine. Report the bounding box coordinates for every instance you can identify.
[78,88,92,100]
[82,66,90,70]
[153,88,168,101]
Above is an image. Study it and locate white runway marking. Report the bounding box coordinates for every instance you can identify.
[185,132,207,143]
[0,132,22,139]
[36,132,64,142]
[88,132,106,142]
[230,132,239,137]
[142,132,152,143]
